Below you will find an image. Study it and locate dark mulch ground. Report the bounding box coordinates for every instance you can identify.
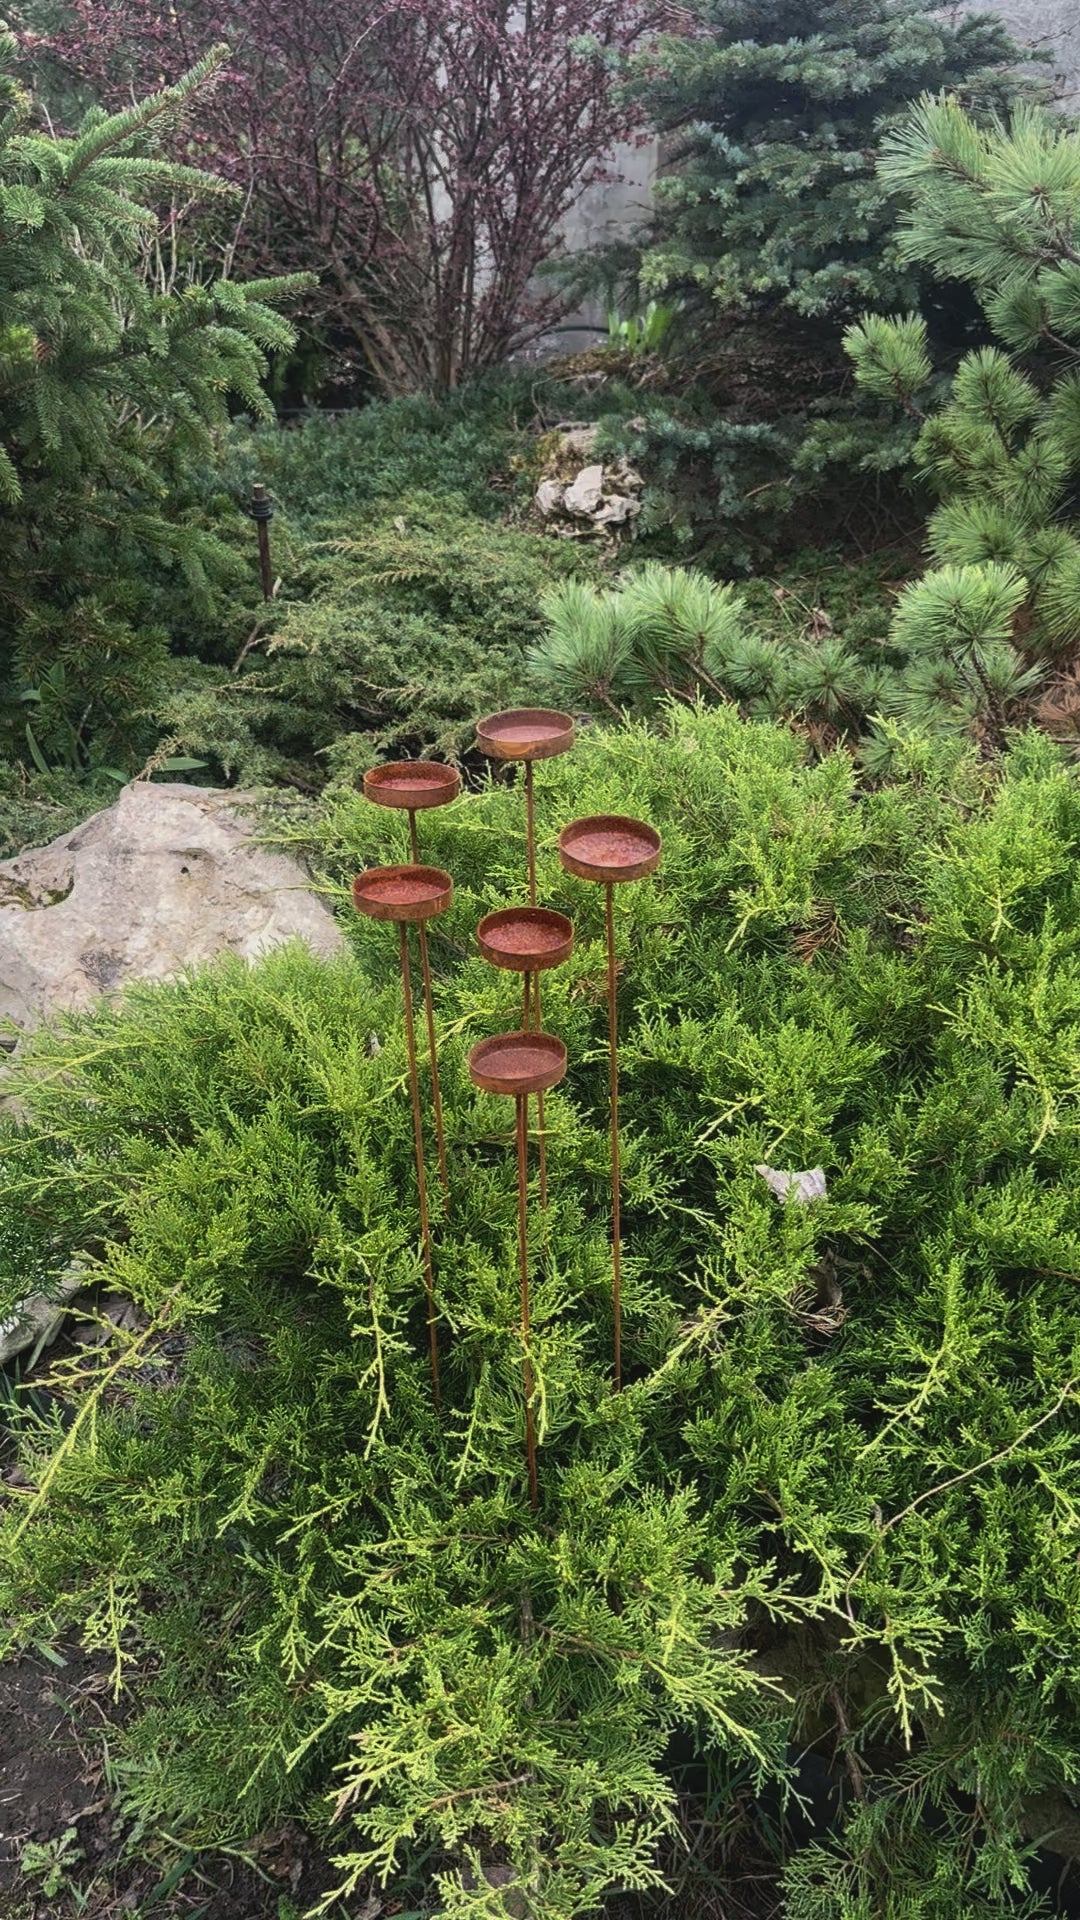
[0,1644,348,1920]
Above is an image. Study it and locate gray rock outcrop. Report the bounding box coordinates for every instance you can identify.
[0,781,344,1032]
[533,425,644,533]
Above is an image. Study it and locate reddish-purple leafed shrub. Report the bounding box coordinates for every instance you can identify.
[39,0,659,389]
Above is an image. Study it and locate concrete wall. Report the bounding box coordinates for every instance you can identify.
[522,135,660,357]
[954,0,1080,105]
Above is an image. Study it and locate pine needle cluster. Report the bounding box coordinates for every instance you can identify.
[529,552,1050,758]
[843,98,1080,752]
[4,710,1080,1914]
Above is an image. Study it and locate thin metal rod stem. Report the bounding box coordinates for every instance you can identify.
[408,809,449,1209]
[524,759,537,907]
[535,973,548,1210]
[522,766,548,1206]
[605,883,621,1391]
[519,972,549,1215]
[418,926,449,1208]
[517,1092,539,1510]
[400,920,440,1406]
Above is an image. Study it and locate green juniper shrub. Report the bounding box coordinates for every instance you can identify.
[144,374,623,791]
[153,494,599,786]
[5,709,1080,1914]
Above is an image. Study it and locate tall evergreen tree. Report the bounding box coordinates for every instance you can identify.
[0,28,305,772]
[583,0,1042,560]
[630,0,1036,325]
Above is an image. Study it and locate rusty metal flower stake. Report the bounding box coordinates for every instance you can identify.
[363,763,461,1206]
[468,1029,568,1509]
[558,816,661,1390]
[352,863,454,1406]
[477,904,574,1229]
[475,710,574,1205]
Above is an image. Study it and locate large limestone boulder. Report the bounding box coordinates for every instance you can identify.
[0,781,345,1033]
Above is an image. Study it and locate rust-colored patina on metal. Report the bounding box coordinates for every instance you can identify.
[469,1028,568,1096]
[476,710,575,1205]
[557,814,662,886]
[475,707,575,765]
[558,816,661,1390]
[361,763,460,1205]
[353,863,454,1403]
[468,1029,567,1508]
[363,761,461,815]
[351,864,453,921]
[476,907,574,975]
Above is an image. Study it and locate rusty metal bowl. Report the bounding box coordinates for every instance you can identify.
[352,864,453,923]
[557,815,661,886]
[468,1030,567,1098]
[476,907,574,975]
[363,761,461,811]
[476,708,575,763]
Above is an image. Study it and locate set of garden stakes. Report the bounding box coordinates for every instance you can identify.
[352,710,661,1508]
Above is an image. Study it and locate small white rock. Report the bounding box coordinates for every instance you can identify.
[563,464,606,516]
[755,1165,828,1205]
[535,478,565,516]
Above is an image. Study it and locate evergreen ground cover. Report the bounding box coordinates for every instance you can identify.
[153,482,597,789]
[221,372,563,532]
[4,708,1080,1915]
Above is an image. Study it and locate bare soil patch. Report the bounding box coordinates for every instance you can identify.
[0,1645,341,1920]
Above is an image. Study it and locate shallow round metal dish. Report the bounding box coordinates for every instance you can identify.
[468,1030,568,1097]
[475,707,575,763]
[476,907,574,975]
[351,864,453,923]
[557,815,661,885]
[363,761,460,811]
